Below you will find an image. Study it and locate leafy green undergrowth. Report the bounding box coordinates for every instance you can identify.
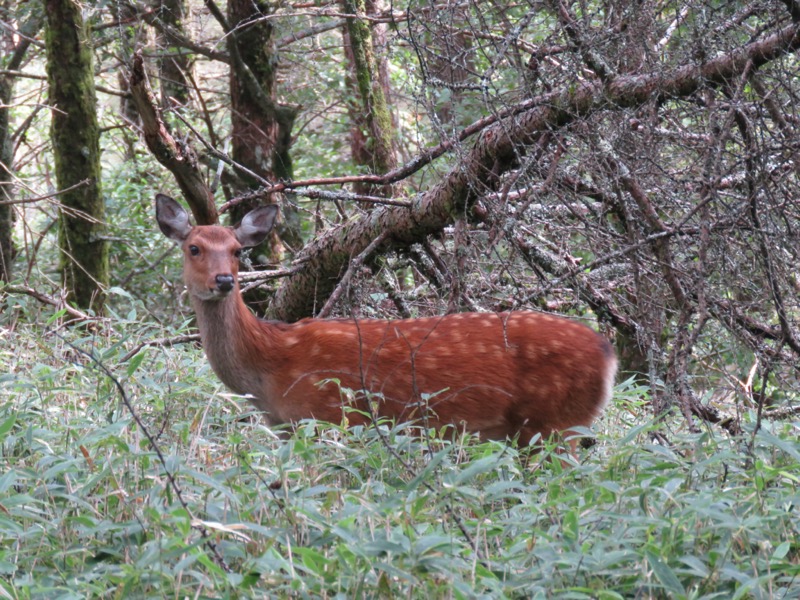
[0,319,799,599]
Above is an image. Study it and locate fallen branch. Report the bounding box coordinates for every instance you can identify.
[2,285,95,322]
[268,18,800,321]
[119,334,201,363]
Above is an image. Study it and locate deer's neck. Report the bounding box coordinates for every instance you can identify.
[191,292,269,397]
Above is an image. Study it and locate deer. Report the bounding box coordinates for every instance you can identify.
[155,193,617,449]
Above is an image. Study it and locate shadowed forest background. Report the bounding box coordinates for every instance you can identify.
[0,1,799,597]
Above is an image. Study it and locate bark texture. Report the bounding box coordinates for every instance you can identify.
[226,0,300,257]
[45,0,107,310]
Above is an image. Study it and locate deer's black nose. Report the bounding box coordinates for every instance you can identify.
[215,274,234,292]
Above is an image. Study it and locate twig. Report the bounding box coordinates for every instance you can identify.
[169,109,271,188]
[120,334,201,363]
[317,231,389,318]
[0,179,90,206]
[217,94,546,213]
[286,187,411,208]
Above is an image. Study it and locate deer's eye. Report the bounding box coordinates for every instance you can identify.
[234,248,242,258]
[189,245,200,256]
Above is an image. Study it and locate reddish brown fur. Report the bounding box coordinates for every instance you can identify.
[158,197,617,447]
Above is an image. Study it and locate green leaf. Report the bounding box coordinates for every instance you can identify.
[294,547,331,576]
[126,351,146,377]
[0,414,16,440]
[757,429,800,461]
[772,541,791,561]
[45,308,68,325]
[563,509,579,543]
[646,551,685,598]
[404,446,450,491]
[453,455,501,485]
[107,286,133,299]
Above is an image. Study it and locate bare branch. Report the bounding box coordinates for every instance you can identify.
[127,53,218,224]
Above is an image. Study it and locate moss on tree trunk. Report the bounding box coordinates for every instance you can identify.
[344,0,396,197]
[45,0,107,311]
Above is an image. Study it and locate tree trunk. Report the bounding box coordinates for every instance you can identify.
[114,2,146,161]
[45,0,107,311]
[0,64,13,283]
[343,0,396,198]
[156,0,192,110]
[227,0,300,261]
[0,84,12,283]
[0,6,42,283]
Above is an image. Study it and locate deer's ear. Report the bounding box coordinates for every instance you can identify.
[235,204,279,247]
[156,194,192,242]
